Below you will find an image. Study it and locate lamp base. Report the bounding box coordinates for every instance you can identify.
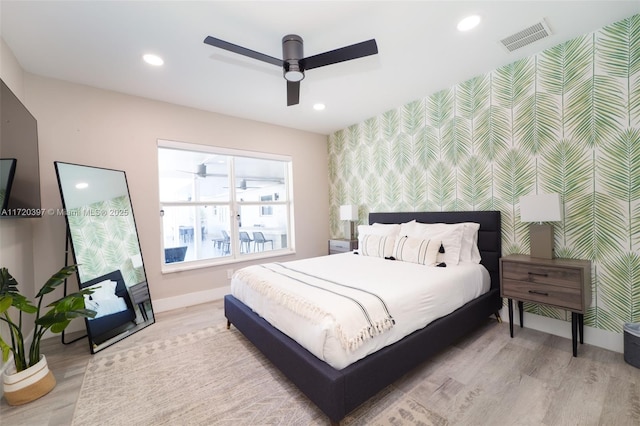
[530,223,555,259]
[343,221,355,240]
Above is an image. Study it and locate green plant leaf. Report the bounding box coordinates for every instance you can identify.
[0,267,20,296]
[0,338,10,362]
[36,264,78,297]
[0,296,12,313]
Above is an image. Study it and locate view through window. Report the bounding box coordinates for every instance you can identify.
[158,140,293,268]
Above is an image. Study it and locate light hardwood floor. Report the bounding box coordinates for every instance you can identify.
[1,299,639,425]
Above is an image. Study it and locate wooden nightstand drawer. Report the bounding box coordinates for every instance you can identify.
[501,261,582,289]
[500,254,592,357]
[329,240,351,251]
[501,278,582,311]
[328,239,358,254]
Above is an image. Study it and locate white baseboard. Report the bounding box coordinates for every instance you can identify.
[152,285,230,313]
[499,306,623,353]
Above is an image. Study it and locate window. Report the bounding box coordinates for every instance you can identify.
[260,195,273,216]
[158,140,293,270]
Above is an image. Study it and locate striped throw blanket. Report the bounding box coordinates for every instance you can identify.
[233,262,395,351]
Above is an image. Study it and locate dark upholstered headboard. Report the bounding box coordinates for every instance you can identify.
[368,211,502,290]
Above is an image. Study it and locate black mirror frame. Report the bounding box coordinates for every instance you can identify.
[54,161,155,353]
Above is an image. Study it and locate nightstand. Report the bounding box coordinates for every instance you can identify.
[500,254,591,356]
[328,239,358,255]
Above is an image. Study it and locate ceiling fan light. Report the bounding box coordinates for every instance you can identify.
[284,70,305,82]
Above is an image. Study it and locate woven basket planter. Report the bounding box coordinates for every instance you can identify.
[3,355,56,406]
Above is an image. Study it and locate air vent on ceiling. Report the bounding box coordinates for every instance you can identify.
[500,19,552,52]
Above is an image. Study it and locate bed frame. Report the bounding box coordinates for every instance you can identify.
[81,270,137,346]
[224,211,502,423]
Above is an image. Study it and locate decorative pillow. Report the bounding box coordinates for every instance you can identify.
[392,236,440,266]
[398,221,465,265]
[426,222,480,263]
[360,234,396,258]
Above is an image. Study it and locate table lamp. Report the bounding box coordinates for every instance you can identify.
[131,253,143,268]
[520,193,562,259]
[340,204,358,240]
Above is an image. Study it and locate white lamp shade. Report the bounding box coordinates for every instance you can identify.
[520,193,562,223]
[339,205,358,221]
[131,253,143,268]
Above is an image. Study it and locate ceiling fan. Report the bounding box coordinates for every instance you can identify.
[203,34,378,106]
[177,163,218,178]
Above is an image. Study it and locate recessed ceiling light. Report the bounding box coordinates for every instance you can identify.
[457,15,481,32]
[143,54,164,66]
[313,103,326,111]
[75,182,89,189]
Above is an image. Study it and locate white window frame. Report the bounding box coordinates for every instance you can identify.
[158,139,295,272]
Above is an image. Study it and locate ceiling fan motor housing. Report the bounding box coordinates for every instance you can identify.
[282,34,304,82]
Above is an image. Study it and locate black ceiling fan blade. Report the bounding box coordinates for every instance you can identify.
[204,36,282,67]
[302,39,378,70]
[287,81,300,106]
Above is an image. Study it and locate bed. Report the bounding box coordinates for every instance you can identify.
[81,270,137,345]
[224,211,502,423]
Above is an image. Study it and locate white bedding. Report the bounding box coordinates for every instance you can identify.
[83,279,129,319]
[231,252,490,369]
[86,297,128,319]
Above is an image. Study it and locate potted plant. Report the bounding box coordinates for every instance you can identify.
[0,265,96,405]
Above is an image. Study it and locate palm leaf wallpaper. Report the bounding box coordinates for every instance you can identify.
[67,195,145,287]
[328,14,640,333]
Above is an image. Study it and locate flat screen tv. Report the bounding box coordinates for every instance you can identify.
[0,78,41,218]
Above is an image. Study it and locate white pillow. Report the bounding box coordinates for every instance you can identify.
[398,221,465,266]
[461,222,481,263]
[360,223,401,237]
[360,234,396,258]
[422,222,480,263]
[392,236,440,266]
[85,280,118,301]
[357,223,400,258]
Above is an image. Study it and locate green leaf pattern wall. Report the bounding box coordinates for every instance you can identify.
[67,195,145,287]
[328,15,640,333]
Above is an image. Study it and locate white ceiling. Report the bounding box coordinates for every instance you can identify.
[2,1,639,136]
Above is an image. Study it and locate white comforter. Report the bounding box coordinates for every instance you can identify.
[231,253,490,369]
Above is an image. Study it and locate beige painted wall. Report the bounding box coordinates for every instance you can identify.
[24,73,329,311]
[0,38,37,371]
[0,39,34,286]
[1,35,328,361]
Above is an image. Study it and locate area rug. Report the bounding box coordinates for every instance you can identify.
[72,325,447,425]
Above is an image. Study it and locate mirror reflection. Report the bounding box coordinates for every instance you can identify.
[0,158,17,211]
[54,161,154,353]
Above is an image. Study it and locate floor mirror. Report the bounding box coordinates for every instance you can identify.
[54,161,155,353]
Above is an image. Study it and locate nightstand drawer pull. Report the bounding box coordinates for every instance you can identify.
[528,272,548,277]
[528,290,549,296]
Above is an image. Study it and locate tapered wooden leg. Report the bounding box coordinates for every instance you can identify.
[518,301,524,328]
[494,312,502,323]
[579,313,584,344]
[571,312,578,357]
[508,299,514,337]
[226,319,231,330]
